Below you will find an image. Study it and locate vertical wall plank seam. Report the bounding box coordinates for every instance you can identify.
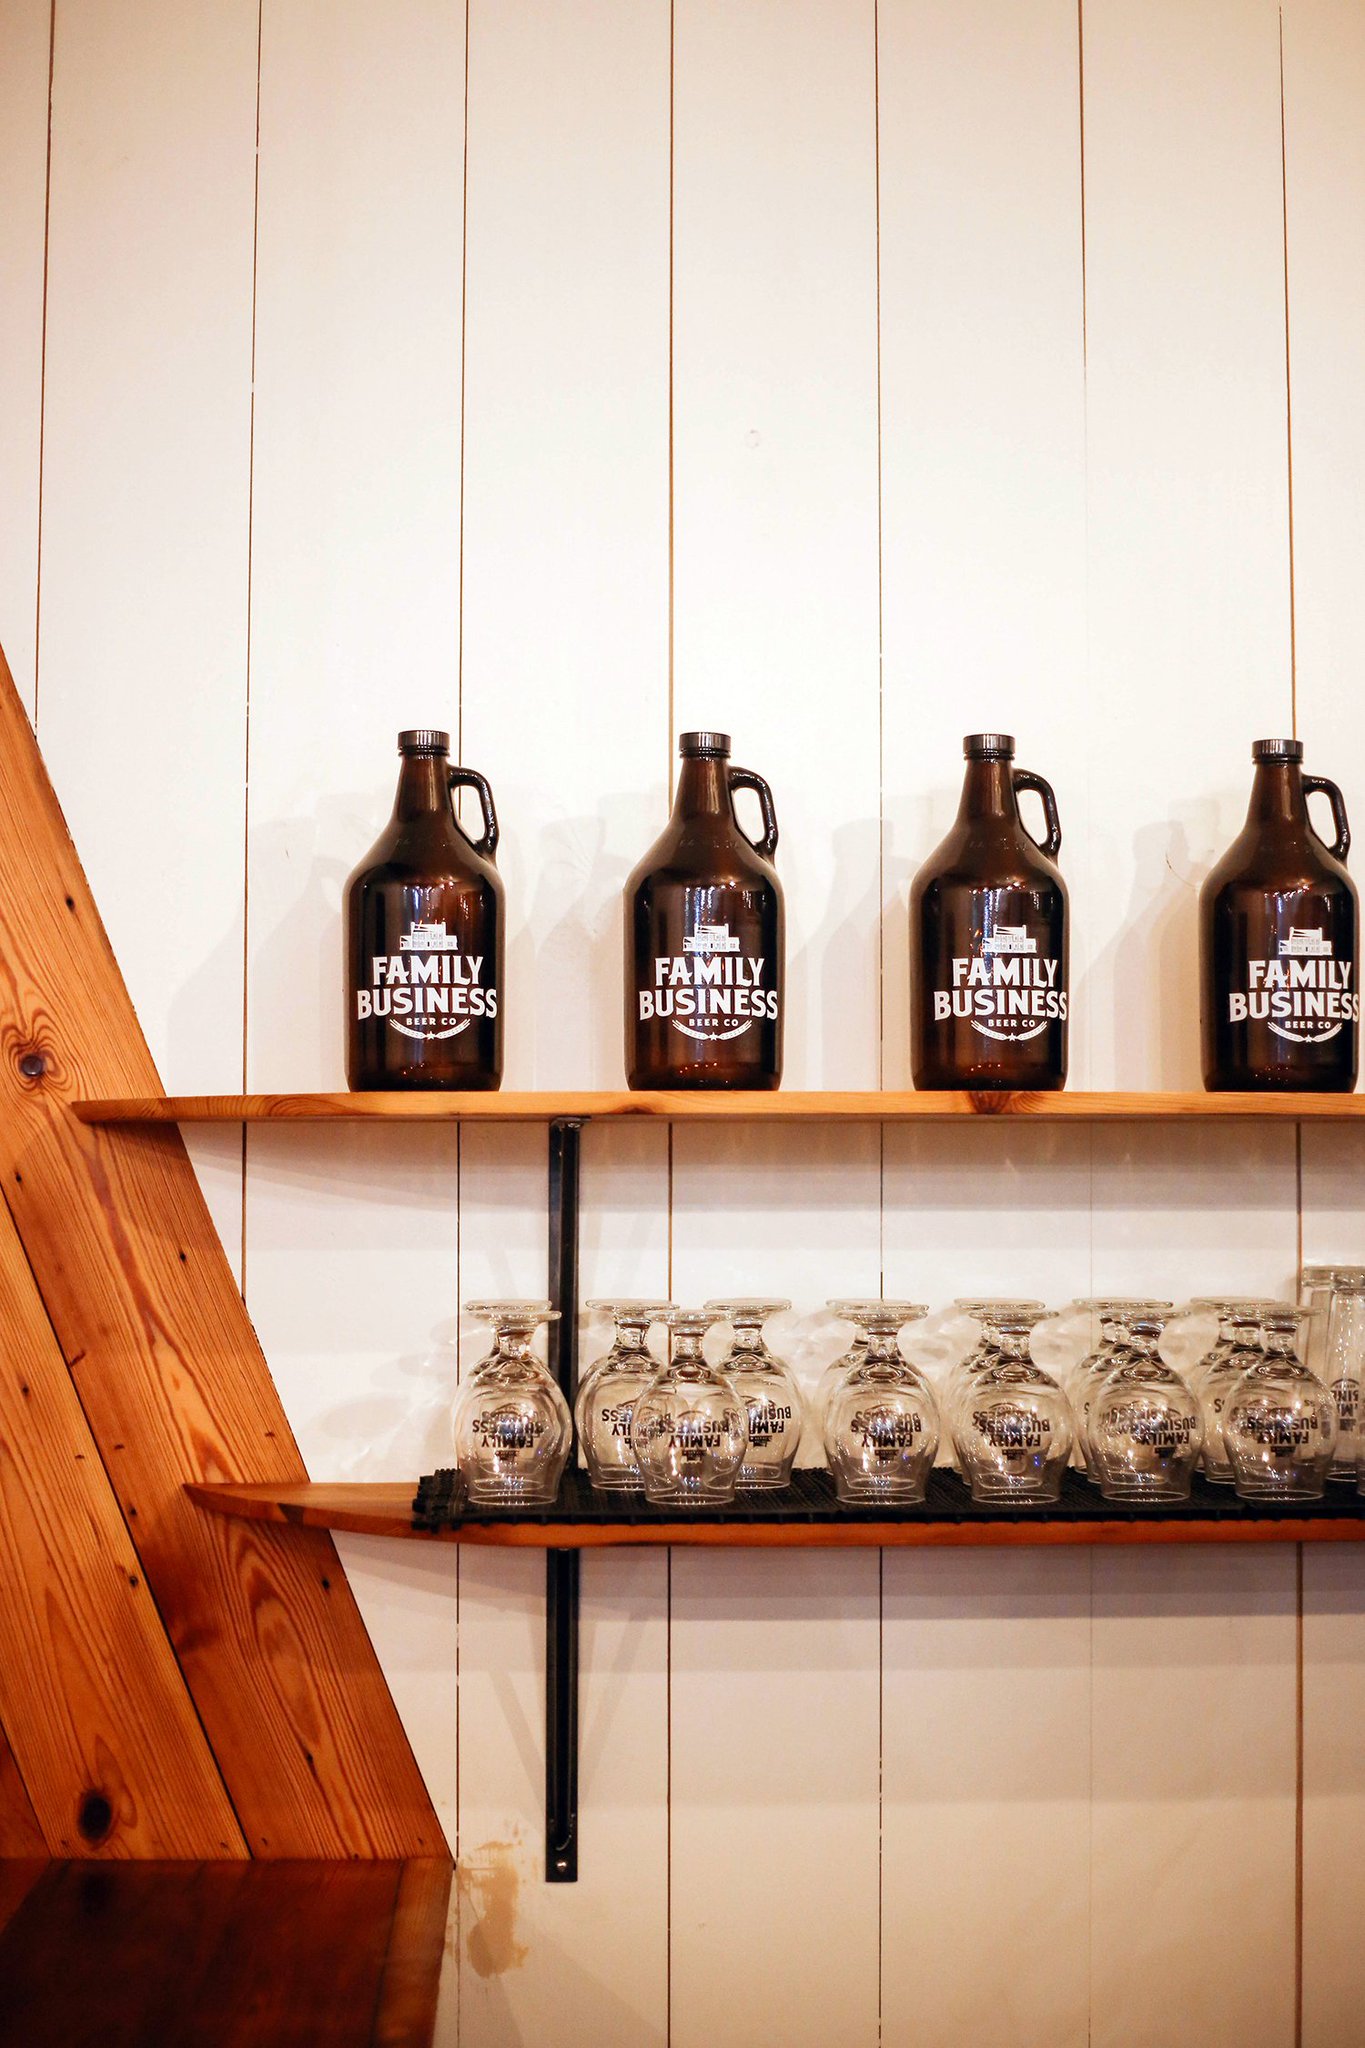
[872,8,887,2037]
[1295,1541,1304,2048]
[1278,8,1299,737]
[456,0,471,766]
[1282,21,1304,2033]
[454,0,472,1957]
[1076,0,1088,372]
[453,1120,461,2048]
[666,9,677,2039]
[666,0,676,797]
[238,0,264,1294]
[1076,10,1096,2035]
[30,0,56,729]
[873,0,886,1095]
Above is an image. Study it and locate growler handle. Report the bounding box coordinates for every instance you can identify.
[1304,773,1351,861]
[448,765,499,858]
[727,767,779,858]
[1011,768,1062,859]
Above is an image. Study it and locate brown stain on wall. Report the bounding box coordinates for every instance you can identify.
[459,1839,528,1979]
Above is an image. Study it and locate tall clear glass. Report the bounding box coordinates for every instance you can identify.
[631,1309,747,1507]
[1224,1306,1336,1501]
[823,1303,937,1506]
[1089,1310,1203,1504]
[952,1308,1073,1504]
[452,1300,571,1507]
[1321,1276,1365,1479]
[705,1299,804,1490]
[1300,1265,1365,1383]
[574,1300,673,1491]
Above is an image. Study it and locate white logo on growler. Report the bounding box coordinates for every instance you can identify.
[1227,926,1358,1045]
[638,920,779,1045]
[356,919,499,1043]
[931,921,1068,1046]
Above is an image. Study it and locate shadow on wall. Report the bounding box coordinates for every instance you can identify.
[879,812,918,1091]
[166,797,357,1089]
[1081,800,1221,1089]
[805,816,881,1085]
[314,1318,458,1479]
[513,792,653,1090]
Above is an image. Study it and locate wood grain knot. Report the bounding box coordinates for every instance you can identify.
[78,1790,114,1842]
[966,1090,1020,1116]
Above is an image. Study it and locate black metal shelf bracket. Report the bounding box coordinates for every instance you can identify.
[546,1118,583,1882]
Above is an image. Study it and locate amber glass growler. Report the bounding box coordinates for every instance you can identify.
[1201,738,1358,1092]
[626,731,783,1089]
[910,733,1068,1091]
[345,729,504,1090]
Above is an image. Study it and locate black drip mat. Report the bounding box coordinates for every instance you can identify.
[411,1463,1365,1533]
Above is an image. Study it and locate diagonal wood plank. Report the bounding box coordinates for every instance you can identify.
[0,1189,244,1856]
[0,1860,49,1939]
[0,1720,45,1858]
[0,647,441,1858]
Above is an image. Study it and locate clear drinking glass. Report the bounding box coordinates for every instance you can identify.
[1089,1309,1203,1504]
[1070,1301,1173,1476]
[631,1309,747,1507]
[574,1299,673,1491]
[452,1300,572,1507]
[946,1299,1046,1425]
[953,1308,1073,1505]
[823,1302,938,1506]
[1182,1296,1251,1391]
[1223,1306,1337,1502]
[705,1298,804,1490]
[1193,1302,1278,1483]
[1321,1276,1365,1480]
[1300,1265,1365,1383]
[816,1304,872,1428]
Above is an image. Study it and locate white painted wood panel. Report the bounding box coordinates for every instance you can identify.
[1283,2,1365,2036]
[0,0,50,721]
[671,0,881,1096]
[876,6,1092,2037]
[1082,0,1292,1095]
[36,0,256,1091]
[243,0,468,1854]
[1087,1127,1299,2047]
[34,0,258,1268]
[876,0,1088,1091]
[669,2,881,2040]
[883,1552,1092,2048]
[1082,1,1299,2037]
[1090,1547,1297,2048]
[454,2,671,2037]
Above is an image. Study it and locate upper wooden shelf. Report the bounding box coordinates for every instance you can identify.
[73,1088,1365,1125]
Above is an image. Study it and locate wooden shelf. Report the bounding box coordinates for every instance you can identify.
[77,1087,1365,1124]
[185,1477,1365,1550]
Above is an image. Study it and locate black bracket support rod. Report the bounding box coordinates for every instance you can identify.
[545,1118,582,1882]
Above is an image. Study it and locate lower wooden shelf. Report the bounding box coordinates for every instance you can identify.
[186,1468,1365,1550]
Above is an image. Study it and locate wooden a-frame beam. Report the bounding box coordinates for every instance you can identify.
[0,648,442,1858]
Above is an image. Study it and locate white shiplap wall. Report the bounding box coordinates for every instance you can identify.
[3,0,1365,2040]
